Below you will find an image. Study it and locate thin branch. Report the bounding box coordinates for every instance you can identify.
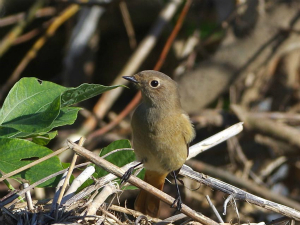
[86,92,141,143]
[188,122,244,159]
[98,206,125,225]
[13,19,52,45]
[0,4,82,101]
[0,147,69,182]
[62,165,95,204]
[0,162,90,207]
[154,213,187,225]
[68,141,219,225]
[183,161,300,220]
[56,138,85,208]
[259,156,288,180]
[65,123,244,207]
[155,0,192,70]
[205,195,224,223]
[86,183,119,217]
[108,204,161,223]
[232,104,300,148]
[223,195,233,216]
[119,0,136,49]
[23,183,34,211]
[0,7,56,27]
[0,0,44,57]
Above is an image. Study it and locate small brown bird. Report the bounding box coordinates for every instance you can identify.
[123,70,195,218]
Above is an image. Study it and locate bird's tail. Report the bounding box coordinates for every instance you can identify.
[134,170,168,218]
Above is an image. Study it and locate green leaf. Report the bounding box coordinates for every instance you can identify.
[94,139,134,178]
[50,107,81,128]
[78,140,137,191]
[0,138,63,187]
[0,78,121,136]
[61,162,70,169]
[32,131,58,146]
[1,96,61,133]
[0,127,21,138]
[94,139,143,190]
[3,130,58,145]
[0,78,66,126]
[0,107,81,139]
[61,83,122,107]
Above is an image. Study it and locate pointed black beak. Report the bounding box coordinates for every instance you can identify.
[123,76,138,83]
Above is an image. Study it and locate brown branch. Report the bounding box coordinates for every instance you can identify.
[108,205,162,223]
[98,207,124,225]
[56,138,85,208]
[231,104,300,148]
[0,4,82,101]
[119,0,136,49]
[0,0,44,57]
[87,92,141,143]
[255,134,299,156]
[0,7,56,27]
[62,133,300,221]
[184,160,300,220]
[66,124,244,208]
[13,20,52,45]
[154,0,192,70]
[68,141,219,225]
[0,162,90,207]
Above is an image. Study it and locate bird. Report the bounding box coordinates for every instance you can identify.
[123,70,195,218]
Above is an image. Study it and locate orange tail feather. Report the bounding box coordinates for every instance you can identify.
[134,170,168,218]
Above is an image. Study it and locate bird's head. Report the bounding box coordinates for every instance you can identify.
[123,70,180,108]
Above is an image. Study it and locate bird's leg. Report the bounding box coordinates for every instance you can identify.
[171,170,183,211]
[121,162,143,184]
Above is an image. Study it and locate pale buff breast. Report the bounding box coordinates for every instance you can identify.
[131,105,194,174]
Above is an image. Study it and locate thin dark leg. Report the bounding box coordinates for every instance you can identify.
[171,170,182,211]
[121,162,143,184]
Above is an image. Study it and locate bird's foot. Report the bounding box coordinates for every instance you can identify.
[171,170,183,211]
[121,162,143,184]
[121,167,135,184]
[171,194,182,211]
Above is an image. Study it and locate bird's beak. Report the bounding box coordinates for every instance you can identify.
[123,76,138,83]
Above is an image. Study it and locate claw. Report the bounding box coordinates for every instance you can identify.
[121,167,135,184]
[121,162,143,184]
[170,170,183,212]
[171,195,182,211]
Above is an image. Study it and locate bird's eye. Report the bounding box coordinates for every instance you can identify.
[150,80,160,88]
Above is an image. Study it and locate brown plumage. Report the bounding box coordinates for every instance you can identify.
[123,70,195,218]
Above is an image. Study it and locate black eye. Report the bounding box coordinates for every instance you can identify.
[150,80,159,88]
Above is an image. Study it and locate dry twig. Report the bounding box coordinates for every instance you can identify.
[68,141,219,225]
[184,161,300,220]
[231,104,300,148]
[0,4,83,100]
[0,147,69,183]
[0,0,44,57]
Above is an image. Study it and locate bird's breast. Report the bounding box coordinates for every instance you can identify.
[131,105,192,173]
